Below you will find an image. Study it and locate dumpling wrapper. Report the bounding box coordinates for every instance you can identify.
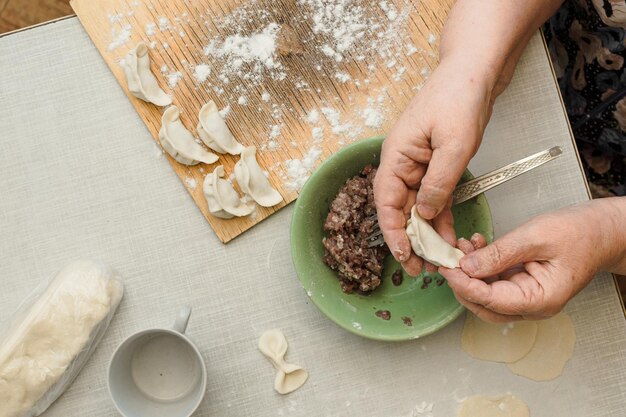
[258,329,308,395]
[234,146,283,207]
[457,394,529,417]
[158,106,219,166]
[461,312,538,363]
[197,101,244,155]
[203,165,254,219]
[406,205,464,268]
[506,313,576,381]
[122,42,172,106]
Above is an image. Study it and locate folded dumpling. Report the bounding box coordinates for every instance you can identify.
[406,206,464,268]
[122,42,172,106]
[234,146,283,207]
[197,101,244,155]
[203,166,254,219]
[158,106,219,166]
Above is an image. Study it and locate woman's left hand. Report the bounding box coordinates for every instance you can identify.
[440,200,626,323]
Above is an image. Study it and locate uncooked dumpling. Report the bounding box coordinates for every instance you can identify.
[506,313,576,381]
[122,42,172,106]
[457,394,529,417]
[258,329,308,395]
[203,165,254,219]
[461,313,538,363]
[158,106,219,166]
[234,146,283,207]
[406,206,464,268]
[197,101,244,155]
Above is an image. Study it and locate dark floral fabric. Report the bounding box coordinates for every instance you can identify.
[543,0,626,196]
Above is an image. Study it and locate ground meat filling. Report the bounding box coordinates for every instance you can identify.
[322,165,389,294]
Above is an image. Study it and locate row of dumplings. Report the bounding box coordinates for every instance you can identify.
[121,42,283,219]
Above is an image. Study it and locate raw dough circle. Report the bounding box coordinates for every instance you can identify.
[461,313,538,363]
[506,313,576,381]
[458,394,529,417]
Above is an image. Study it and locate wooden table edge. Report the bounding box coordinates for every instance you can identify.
[0,14,76,38]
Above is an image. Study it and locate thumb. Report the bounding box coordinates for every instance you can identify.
[416,145,471,219]
[459,230,542,278]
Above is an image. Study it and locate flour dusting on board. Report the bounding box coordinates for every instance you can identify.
[282,146,323,191]
[108,25,131,51]
[104,0,436,192]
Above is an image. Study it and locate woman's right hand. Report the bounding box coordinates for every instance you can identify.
[373,58,501,275]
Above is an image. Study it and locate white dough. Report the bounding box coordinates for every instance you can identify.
[406,206,464,268]
[258,329,308,395]
[461,313,538,363]
[159,106,219,166]
[234,146,283,207]
[197,101,244,155]
[203,165,254,219]
[122,42,172,106]
[0,260,123,417]
[457,394,529,417]
[506,313,576,381]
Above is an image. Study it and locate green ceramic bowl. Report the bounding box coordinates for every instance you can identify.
[290,137,493,341]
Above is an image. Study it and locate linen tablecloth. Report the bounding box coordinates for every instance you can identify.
[1,18,626,417]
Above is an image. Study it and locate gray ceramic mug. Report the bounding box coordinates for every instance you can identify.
[108,306,207,417]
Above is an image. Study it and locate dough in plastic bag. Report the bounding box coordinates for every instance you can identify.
[0,259,124,417]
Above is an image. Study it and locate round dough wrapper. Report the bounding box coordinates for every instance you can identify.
[506,312,576,381]
[458,394,529,417]
[461,313,538,363]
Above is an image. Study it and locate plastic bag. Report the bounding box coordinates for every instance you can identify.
[0,259,124,417]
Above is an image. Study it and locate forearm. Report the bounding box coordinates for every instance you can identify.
[593,197,626,274]
[439,0,564,94]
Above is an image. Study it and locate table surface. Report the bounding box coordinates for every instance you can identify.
[2,17,626,417]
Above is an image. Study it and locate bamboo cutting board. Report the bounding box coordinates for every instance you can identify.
[71,0,452,242]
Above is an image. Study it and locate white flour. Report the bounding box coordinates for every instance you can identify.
[300,0,368,59]
[335,71,351,83]
[204,23,284,83]
[306,110,320,125]
[107,25,131,51]
[106,0,433,191]
[311,127,323,142]
[158,16,170,31]
[283,146,323,191]
[219,105,231,118]
[145,22,156,36]
[167,71,183,88]
[185,177,197,189]
[193,64,211,83]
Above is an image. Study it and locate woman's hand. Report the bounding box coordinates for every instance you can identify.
[440,198,626,323]
[373,60,496,276]
[373,0,565,276]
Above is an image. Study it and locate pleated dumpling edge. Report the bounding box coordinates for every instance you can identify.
[197,100,244,155]
[158,106,219,166]
[234,146,283,207]
[122,42,172,107]
[203,165,254,219]
[405,206,464,268]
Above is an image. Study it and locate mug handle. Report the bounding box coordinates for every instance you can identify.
[172,305,192,334]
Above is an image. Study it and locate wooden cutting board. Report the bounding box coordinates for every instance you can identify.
[71,0,452,242]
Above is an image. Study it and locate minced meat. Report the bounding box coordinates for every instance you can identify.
[322,165,389,295]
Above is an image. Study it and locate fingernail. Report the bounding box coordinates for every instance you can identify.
[461,255,479,274]
[417,204,437,219]
[393,248,409,262]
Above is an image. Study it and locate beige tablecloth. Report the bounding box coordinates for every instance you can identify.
[1,18,626,417]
